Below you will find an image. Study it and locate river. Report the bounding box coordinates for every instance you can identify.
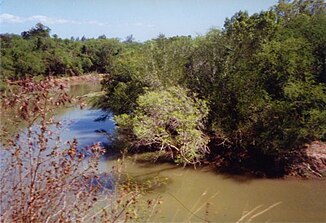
[52,82,326,222]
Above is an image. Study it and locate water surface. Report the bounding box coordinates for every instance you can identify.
[115,160,326,222]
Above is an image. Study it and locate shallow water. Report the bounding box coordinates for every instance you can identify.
[52,83,326,222]
[113,160,326,222]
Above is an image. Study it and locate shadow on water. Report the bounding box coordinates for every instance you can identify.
[132,166,180,179]
[218,173,256,183]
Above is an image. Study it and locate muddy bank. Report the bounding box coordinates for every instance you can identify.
[287,141,326,179]
[208,138,326,179]
[5,73,106,88]
[53,73,106,86]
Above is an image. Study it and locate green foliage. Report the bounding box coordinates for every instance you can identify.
[98,0,326,162]
[141,35,194,88]
[179,1,325,155]
[99,43,147,113]
[0,23,122,79]
[115,87,209,165]
[99,35,194,114]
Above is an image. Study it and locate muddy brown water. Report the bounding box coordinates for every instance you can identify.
[105,159,326,222]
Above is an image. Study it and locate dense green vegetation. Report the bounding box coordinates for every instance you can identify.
[1,0,325,174]
[99,0,326,171]
[1,23,120,80]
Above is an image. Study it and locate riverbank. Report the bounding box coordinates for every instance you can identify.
[213,141,326,180]
[286,141,326,179]
[3,73,106,88]
[123,140,326,180]
[210,140,326,180]
[52,73,106,86]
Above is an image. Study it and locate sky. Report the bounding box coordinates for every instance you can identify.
[0,0,278,41]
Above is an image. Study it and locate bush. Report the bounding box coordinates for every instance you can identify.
[115,86,210,165]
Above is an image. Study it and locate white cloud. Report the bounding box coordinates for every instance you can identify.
[84,20,105,26]
[0,13,105,26]
[125,22,155,28]
[28,15,73,24]
[0,13,25,23]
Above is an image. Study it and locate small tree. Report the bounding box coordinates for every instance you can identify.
[115,86,210,165]
[21,23,51,39]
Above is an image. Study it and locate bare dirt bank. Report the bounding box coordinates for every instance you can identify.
[286,141,326,179]
[53,73,106,86]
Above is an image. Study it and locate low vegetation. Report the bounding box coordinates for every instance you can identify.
[115,86,210,165]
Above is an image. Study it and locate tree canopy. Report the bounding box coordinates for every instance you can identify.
[99,0,325,166]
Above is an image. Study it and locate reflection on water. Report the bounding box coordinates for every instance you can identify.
[57,108,115,149]
[69,82,101,97]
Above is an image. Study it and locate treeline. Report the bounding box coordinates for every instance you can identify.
[98,0,326,172]
[1,23,122,80]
